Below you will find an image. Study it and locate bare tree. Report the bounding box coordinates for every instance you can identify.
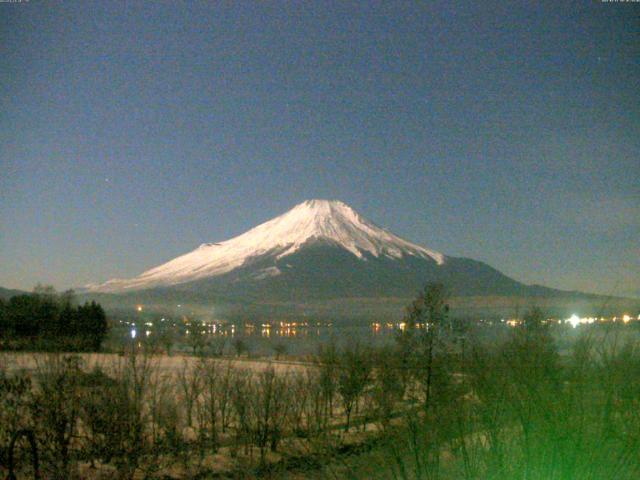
[337,343,372,432]
[32,354,83,478]
[0,366,33,473]
[315,340,338,421]
[110,347,157,479]
[197,358,220,452]
[177,359,202,428]
[217,361,235,433]
[272,342,287,360]
[370,346,405,429]
[399,282,450,411]
[302,369,327,437]
[229,368,253,457]
[288,372,310,436]
[250,366,291,463]
[187,326,207,356]
[207,336,227,357]
[159,328,175,356]
[233,338,248,357]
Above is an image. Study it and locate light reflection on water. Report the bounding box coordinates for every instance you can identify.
[214,322,398,340]
[236,324,396,355]
[179,321,400,339]
[122,321,400,356]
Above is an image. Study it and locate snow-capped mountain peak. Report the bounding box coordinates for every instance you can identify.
[89,200,444,293]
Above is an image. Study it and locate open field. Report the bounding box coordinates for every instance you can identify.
[0,352,308,376]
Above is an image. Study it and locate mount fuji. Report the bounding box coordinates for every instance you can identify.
[87,200,568,302]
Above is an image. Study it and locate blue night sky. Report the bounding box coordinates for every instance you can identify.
[1,1,638,297]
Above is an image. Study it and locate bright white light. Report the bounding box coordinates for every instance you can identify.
[622,314,631,324]
[567,314,580,328]
[130,328,137,339]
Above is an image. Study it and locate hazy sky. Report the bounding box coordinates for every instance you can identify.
[1,1,639,297]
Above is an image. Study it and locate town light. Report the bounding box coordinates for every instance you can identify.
[567,314,580,328]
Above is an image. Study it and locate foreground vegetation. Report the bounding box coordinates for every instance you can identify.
[0,284,638,479]
[326,317,640,479]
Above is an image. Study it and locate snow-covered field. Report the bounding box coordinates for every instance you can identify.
[0,352,309,375]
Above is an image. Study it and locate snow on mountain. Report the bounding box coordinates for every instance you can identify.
[88,199,444,293]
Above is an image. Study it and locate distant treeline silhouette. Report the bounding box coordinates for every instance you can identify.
[0,285,108,351]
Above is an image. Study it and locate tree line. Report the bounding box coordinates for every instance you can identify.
[0,285,108,351]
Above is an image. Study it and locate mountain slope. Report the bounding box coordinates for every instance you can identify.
[88,199,576,301]
[175,246,530,300]
[88,200,444,294]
